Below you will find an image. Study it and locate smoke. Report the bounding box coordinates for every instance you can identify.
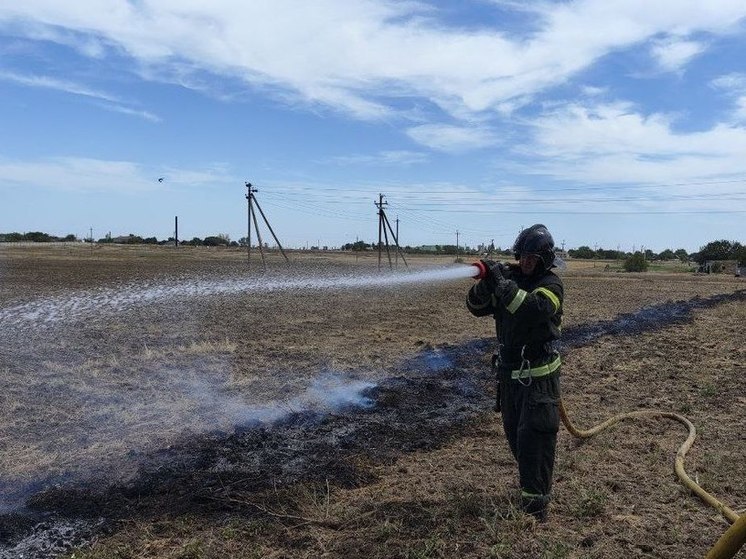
[0,358,376,514]
[183,370,376,429]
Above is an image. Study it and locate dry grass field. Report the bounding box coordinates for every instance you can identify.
[0,244,744,559]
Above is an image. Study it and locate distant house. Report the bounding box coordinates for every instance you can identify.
[699,260,739,274]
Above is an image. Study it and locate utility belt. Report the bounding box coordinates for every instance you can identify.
[505,354,561,381]
[493,347,561,383]
[498,342,554,364]
[491,345,560,413]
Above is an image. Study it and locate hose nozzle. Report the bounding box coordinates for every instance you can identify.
[471,261,489,279]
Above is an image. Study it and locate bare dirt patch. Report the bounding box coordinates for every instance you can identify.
[0,245,743,558]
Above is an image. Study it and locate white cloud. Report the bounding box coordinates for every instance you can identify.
[330,150,429,166]
[581,85,607,97]
[711,72,746,122]
[711,72,746,92]
[735,97,746,122]
[0,70,161,121]
[407,123,496,152]
[0,157,234,193]
[0,70,121,103]
[1,0,744,124]
[94,102,161,122]
[522,101,746,185]
[650,38,706,72]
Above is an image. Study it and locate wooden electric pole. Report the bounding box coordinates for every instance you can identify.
[245,181,289,269]
[245,182,256,266]
[375,194,408,270]
[395,216,399,268]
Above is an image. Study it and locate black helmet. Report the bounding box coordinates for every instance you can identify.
[513,224,556,269]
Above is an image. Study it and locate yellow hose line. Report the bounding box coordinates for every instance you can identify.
[558,400,740,524]
[705,513,746,559]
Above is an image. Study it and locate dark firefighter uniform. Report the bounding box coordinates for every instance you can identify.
[467,256,563,520]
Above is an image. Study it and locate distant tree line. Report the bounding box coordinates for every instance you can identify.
[0,231,240,247]
[0,231,78,242]
[3,232,743,264]
[692,240,746,265]
[341,240,479,255]
[567,246,691,262]
[567,240,744,265]
[97,233,239,246]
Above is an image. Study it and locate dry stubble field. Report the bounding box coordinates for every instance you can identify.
[0,244,744,559]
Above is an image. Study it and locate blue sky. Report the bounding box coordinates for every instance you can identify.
[1,1,746,252]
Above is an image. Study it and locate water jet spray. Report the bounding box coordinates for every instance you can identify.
[0,264,485,330]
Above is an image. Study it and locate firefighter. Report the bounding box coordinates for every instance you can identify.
[467,224,564,521]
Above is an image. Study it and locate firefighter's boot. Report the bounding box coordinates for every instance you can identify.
[521,493,550,522]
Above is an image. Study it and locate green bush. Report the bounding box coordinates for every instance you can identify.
[623,252,649,272]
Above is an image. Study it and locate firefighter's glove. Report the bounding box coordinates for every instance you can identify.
[481,260,512,301]
[479,259,502,286]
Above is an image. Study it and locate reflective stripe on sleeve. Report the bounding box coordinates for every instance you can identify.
[532,287,560,314]
[505,289,527,314]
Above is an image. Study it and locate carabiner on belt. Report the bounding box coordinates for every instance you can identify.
[517,344,532,386]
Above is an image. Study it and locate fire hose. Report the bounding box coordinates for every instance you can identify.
[559,402,744,558]
[469,261,744,558]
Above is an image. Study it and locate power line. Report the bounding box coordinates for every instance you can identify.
[392,208,746,215]
[252,176,746,195]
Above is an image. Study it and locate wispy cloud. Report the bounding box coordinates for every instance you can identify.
[711,72,746,92]
[0,157,153,193]
[0,70,121,103]
[407,124,496,152]
[329,150,429,166]
[0,70,160,122]
[711,72,746,122]
[520,100,746,186]
[0,157,235,193]
[650,38,706,72]
[95,102,161,123]
[1,1,744,126]
[736,97,746,122]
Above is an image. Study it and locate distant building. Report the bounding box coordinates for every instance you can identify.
[699,260,739,274]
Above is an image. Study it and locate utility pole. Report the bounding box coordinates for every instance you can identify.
[456,230,460,261]
[374,194,407,270]
[174,216,179,247]
[245,182,256,266]
[245,181,289,269]
[395,216,399,268]
[376,193,389,269]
